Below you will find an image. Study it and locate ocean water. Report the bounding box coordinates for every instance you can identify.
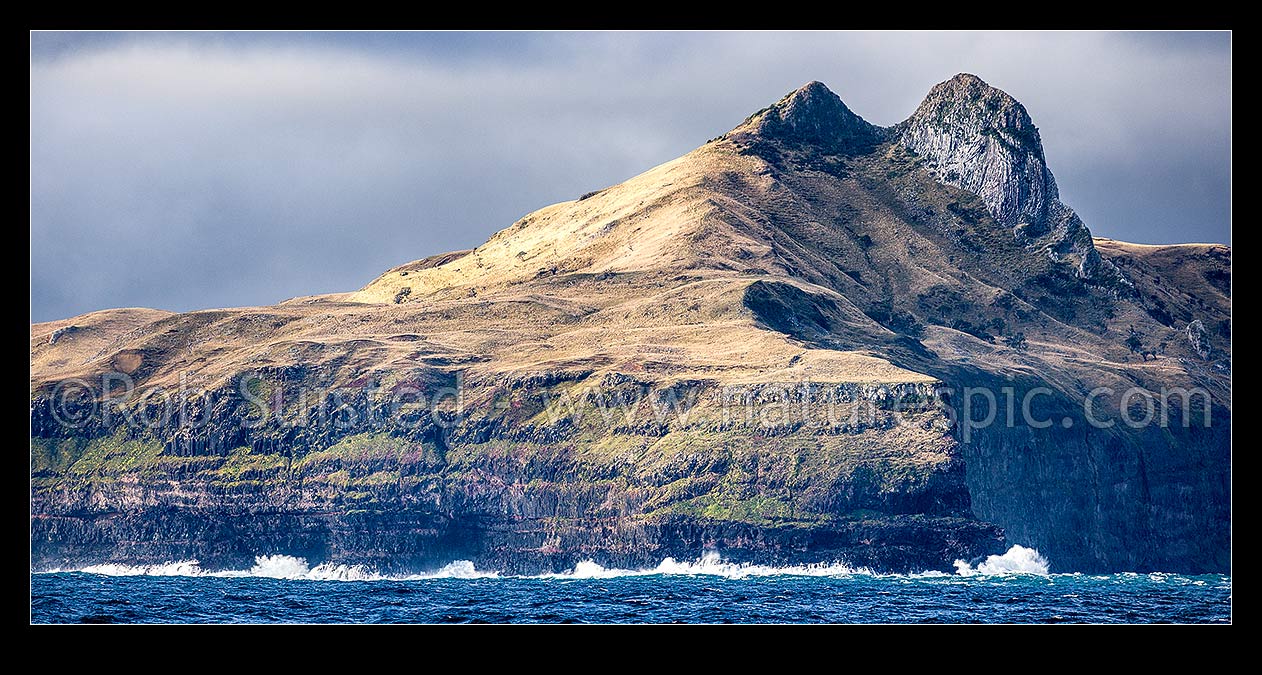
[30,547,1230,624]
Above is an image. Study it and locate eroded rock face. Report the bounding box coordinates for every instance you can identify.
[898,74,1120,283]
[30,378,1006,575]
[1187,319,1212,359]
[900,74,1056,230]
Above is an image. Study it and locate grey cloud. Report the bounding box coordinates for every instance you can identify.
[30,31,1230,323]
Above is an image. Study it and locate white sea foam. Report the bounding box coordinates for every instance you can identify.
[647,551,868,578]
[408,560,500,580]
[48,546,1049,581]
[526,551,870,579]
[953,545,1050,576]
[77,560,207,577]
[63,556,383,581]
[51,552,865,581]
[242,554,316,579]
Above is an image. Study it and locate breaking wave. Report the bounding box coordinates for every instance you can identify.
[953,545,1050,576]
[65,556,498,581]
[534,551,869,579]
[75,561,207,577]
[74,556,384,581]
[48,546,1048,581]
[55,552,868,581]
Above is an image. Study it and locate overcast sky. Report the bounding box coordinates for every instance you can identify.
[30,31,1231,322]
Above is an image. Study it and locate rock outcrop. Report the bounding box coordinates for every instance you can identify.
[1187,319,1212,359]
[898,74,1121,283]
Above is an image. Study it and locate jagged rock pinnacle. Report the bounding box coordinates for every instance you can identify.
[898,74,1124,283]
[899,73,1057,232]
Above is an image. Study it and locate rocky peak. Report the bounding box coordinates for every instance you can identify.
[899,73,1057,232]
[898,74,1123,284]
[734,81,884,154]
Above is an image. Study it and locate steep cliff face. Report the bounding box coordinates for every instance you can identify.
[30,75,1229,574]
[32,379,1005,574]
[900,74,1055,229]
[961,407,1230,573]
[898,74,1119,282]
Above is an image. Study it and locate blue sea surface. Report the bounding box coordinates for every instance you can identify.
[31,566,1231,624]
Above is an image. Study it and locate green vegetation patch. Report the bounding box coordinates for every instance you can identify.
[215,446,287,481]
[61,432,164,477]
[293,432,435,475]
